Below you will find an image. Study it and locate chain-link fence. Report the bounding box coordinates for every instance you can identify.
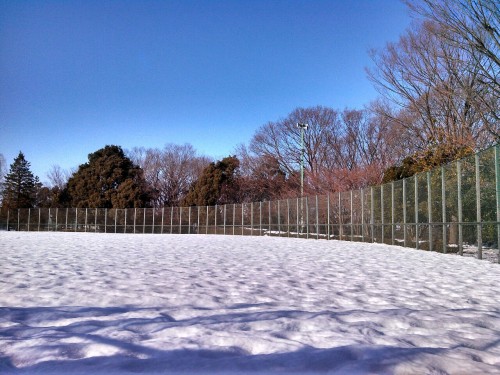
[1,145,499,263]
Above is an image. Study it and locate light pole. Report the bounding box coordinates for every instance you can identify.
[297,123,308,233]
[297,123,308,197]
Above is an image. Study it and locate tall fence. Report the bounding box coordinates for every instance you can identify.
[1,144,499,263]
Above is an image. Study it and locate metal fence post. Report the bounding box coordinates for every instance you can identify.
[415,174,419,250]
[370,187,374,243]
[495,145,500,263]
[95,208,97,233]
[269,200,272,235]
[327,194,330,240]
[161,207,165,234]
[278,200,281,236]
[180,207,183,234]
[287,199,290,237]
[172,207,175,234]
[339,192,343,240]
[403,179,407,247]
[315,195,319,239]
[233,204,236,235]
[361,189,365,242]
[6,209,9,231]
[442,167,447,253]
[391,182,395,246]
[38,208,41,231]
[142,209,146,234]
[242,203,245,235]
[149,208,153,234]
[457,160,463,256]
[17,209,20,231]
[115,209,118,234]
[295,198,300,238]
[351,190,354,242]
[27,208,30,231]
[475,153,482,259]
[214,205,217,234]
[197,206,200,234]
[260,201,263,236]
[427,172,432,251]
[306,196,309,239]
[85,208,88,233]
[223,205,227,235]
[124,209,127,234]
[133,208,136,234]
[381,185,384,244]
[251,202,254,236]
[75,208,78,232]
[104,208,107,233]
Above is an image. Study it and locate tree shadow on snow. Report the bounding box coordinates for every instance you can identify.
[0,305,495,374]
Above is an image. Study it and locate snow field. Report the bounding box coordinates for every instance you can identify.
[0,231,499,374]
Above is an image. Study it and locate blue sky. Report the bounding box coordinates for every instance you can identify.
[0,0,412,183]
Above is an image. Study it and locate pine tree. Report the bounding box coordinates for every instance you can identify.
[64,145,151,208]
[183,156,240,206]
[2,152,39,209]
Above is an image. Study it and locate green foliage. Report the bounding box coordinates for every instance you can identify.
[382,143,474,183]
[381,156,417,184]
[1,152,40,209]
[64,145,150,208]
[183,156,240,206]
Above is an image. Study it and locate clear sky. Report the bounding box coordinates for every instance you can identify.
[0,0,412,183]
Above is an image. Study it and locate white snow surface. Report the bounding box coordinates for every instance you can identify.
[0,232,499,375]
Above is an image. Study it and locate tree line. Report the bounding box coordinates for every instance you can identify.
[1,0,498,210]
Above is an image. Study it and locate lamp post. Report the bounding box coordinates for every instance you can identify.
[297,123,308,233]
[297,123,308,196]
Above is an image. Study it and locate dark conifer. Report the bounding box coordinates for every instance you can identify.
[64,145,150,208]
[2,152,39,209]
[183,156,240,206]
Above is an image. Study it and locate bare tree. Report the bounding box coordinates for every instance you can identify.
[338,108,404,189]
[128,144,211,207]
[237,144,297,202]
[248,106,399,195]
[368,19,496,153]
[406,0,499,140]
[250,106,341,194]
[408,0,499,90]
[46,165,72,189]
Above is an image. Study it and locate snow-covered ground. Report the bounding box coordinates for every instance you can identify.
[0,232,499,374]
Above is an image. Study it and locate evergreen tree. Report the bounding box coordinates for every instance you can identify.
[64,145,150,208]
[183,156,240,206]
[2,152,39,209]
[382,143,474,183]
